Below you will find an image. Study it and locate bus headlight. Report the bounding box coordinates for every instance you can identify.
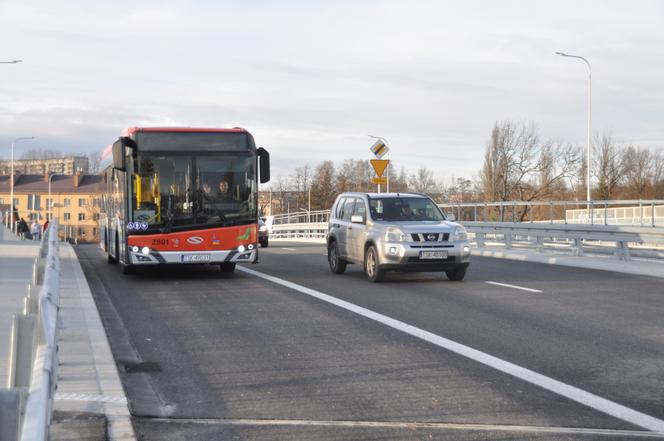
[238,245,246,253]
[141,247,151,255]
[132,246,139,253]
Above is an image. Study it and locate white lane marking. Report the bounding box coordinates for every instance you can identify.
[146,417,664,438]
[238,266,664,433]
[281,247,297,251]
[486,281,543,293]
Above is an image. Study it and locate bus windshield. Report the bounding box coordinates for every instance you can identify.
[131,153,256,231]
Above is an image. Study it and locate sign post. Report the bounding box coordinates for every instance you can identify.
[368,137,390,192]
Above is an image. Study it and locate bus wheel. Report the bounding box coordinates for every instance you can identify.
[107,253,118,264]
[220,262,236,273]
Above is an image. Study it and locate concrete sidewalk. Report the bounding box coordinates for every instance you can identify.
[0,234,135,440]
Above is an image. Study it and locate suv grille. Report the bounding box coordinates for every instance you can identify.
[411,233,449,242]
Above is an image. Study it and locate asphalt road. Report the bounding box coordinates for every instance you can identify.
[75,242,664,440]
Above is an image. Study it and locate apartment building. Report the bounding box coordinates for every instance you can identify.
[0,156,89,176]
[0,173,101,243]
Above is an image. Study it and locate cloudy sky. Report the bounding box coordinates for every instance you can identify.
[1,0,663,184]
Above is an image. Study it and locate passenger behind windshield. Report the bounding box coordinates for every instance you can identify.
[369,197,444,222]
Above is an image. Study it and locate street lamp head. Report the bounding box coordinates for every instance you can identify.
[555,52,567,56]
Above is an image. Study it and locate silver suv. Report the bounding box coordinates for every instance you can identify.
[326,192,471,282]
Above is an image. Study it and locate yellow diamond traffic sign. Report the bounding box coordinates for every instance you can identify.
[370,140,389,159]
[370,159,389,178]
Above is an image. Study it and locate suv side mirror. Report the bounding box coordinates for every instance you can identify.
[446,213,456,222]
[351,215,364,224]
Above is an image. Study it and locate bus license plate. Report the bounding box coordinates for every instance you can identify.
[181,254,211,263]
[419,250,447,259]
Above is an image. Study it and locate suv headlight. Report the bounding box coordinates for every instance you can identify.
[451,226,467,241]
[385,227,409,242]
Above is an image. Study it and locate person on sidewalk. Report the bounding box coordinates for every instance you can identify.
[43,219,50,234]
[31,220,42,241]
[17,218,29,239]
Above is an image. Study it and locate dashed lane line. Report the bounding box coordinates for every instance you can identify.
[485,281,543,293]
[238,265,664,433]
[145,417,664,438]
[280,247,297,251]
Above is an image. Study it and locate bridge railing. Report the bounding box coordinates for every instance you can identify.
[267,199,664,259]
[1,219,60,441]
[438,199,664,227]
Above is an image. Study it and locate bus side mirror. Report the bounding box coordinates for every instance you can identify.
[258,147,270,183]
[112,139,125,171]
[112,137,135,171]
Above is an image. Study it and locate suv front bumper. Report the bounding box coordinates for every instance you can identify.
[377,241,471,272]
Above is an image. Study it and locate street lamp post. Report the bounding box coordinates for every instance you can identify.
[48,173,63,222]
[10,136,37,232]
[0,60,22,64]
[368,135,390,192]
[555,51,592,204]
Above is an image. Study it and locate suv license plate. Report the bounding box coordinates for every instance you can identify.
[419,250,447,259]
[181,254,211,263]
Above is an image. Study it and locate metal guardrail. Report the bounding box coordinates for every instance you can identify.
[270,222,328,239]
[466,222,664,260]
[0,219,60,441]
[438,199,664,227]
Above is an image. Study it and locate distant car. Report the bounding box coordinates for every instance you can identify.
[258,218,269,248]
[326,192,471,282]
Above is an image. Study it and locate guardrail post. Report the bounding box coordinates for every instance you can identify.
[475,232,485,247]
[536,235,544,253]
[0,388,25,441]
[7,314,37,389]
[614,241,630,261]
[652,201,656,227]
[572,238,584,256]
[639,201,644,226]
[604,202,608,226]
[504,233,512,249]
[550,202,554,224]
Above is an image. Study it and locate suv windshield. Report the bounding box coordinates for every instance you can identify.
[131,153,256,231]
[369,197,444,222]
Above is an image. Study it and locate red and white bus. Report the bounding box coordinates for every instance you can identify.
[99,127,270,273]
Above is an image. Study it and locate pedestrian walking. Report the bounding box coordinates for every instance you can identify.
[31,220,42,241]
[17,218,29,240]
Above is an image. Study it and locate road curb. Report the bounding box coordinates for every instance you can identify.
[56,244,136,441]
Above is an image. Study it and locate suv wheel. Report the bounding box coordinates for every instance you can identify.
[445,267,466,281]
[364,245,385,282]
[328,241,347,274]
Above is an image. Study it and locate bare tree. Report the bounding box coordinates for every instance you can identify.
[310,161,337,210]
[408,167,437,193]
[653,149,664,199]
[622,145,653,198]
[87,151,102,174]
[594,134,625,200]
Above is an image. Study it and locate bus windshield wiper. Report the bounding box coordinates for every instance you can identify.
[161,213,177,233]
